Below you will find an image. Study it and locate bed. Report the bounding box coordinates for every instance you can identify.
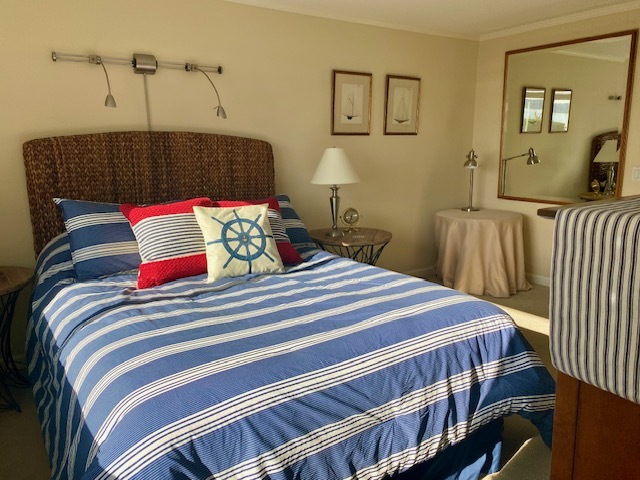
[23,131,555,480]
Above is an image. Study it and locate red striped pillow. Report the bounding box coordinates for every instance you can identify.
[120,197,213,288]
[214,197,303,265]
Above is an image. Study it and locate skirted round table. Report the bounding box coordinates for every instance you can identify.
[434,209,532,298]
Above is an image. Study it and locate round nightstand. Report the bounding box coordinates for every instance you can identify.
[309,228,392,265]
[578,192,615,201]
[0,266,33,411]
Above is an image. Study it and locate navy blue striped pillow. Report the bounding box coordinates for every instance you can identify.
[276,194,318,257]
[54,199,141,280]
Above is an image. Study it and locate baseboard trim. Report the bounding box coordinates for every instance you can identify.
[403,265,436,279]
[527,273,550,287]
[404,266,549,288]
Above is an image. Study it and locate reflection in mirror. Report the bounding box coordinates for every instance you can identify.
[521,87,545,133]
[590,131,620,196]
[499,30,637,204]
[550,89,572,133]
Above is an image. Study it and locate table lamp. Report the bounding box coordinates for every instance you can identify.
[461,149,479,212]
[311,147,360,237]
[593,139,619,194]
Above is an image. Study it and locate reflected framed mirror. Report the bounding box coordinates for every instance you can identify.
[550,89,572,133]
[499,30,638,204]
[521,87,546,133]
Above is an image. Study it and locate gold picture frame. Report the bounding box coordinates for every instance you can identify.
[384,75,420,135]
[331,70,372,135]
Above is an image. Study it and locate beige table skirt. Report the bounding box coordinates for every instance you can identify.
[435,209,532,298]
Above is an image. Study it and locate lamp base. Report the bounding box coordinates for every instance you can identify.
[461,206,479,212]
[327,227,344,237]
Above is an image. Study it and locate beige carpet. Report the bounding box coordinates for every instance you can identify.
[0,387,51,480]
[423,272,550,319]
[485,436,551,479]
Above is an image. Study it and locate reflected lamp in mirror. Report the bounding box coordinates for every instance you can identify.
[501,147,540,195]
[461,149,479,212]
[593,139,619,194]
[311,148,360,237]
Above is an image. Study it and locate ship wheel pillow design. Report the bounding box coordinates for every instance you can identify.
[194,204,284,282]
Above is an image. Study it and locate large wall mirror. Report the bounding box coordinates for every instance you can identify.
[499,30,638,204]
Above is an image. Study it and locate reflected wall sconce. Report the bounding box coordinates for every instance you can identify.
[311,148,360,237]
[461,149,479,212]
[51,51,226,118]
[501,147,540,194]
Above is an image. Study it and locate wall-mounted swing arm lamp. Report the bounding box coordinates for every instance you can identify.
[501,147,540,194]
[51,51,225,117]
[63,54,118,107]
[87,55,117,108]
[461,149,479,212]
[187,64,227,119]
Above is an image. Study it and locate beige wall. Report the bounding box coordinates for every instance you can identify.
[473,9,640,285]
[3,1,640,289]
[0,0,478,277]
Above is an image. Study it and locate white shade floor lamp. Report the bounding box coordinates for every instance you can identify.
[311,148,360,237]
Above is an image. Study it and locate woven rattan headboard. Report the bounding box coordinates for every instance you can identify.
[23,131,275,255]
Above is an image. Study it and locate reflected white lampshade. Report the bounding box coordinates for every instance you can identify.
[594,140,619,164]
[594,139,619,194]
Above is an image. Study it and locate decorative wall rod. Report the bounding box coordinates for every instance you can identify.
[50,50,227,120]
[51,51,223,74]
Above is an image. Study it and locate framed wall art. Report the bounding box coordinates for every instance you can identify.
[549,88,572,133]
[331,70,372,135]
[384,75,420,135]
[520,86,546,133]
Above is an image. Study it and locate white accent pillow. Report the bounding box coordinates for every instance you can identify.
[194,204,284,282]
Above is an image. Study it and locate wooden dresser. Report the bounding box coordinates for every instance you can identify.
[540,197,640,479]
[551,373,640,479]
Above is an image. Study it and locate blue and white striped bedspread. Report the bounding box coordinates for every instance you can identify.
[28,234,555,480]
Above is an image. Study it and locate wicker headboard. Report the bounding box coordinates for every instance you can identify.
[23,131,275,255]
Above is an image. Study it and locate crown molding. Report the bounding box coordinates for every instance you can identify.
[480,2,640,41]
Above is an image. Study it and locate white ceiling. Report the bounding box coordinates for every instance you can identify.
[224,0,640,40]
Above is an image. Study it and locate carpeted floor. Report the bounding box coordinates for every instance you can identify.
[485,435,551,480]
[0,280,554,480]
[0,387,51,480]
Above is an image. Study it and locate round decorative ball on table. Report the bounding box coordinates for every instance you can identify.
[0,266,33,411]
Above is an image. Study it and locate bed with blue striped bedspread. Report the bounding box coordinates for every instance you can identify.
[27,234,555,480]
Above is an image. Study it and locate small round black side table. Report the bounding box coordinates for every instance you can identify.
[309,228,392,266]
[0,266,33,411]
